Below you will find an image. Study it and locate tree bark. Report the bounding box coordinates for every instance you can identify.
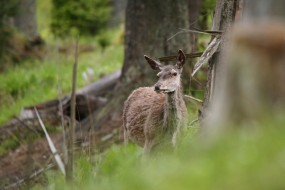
[82,0,191,132]
[204,0,285,130]
[121,0,190,86]
[200,0,238,120]
[14,0,38,40]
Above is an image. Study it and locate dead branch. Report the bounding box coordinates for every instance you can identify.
[192,35,222,76]
[184,95,203,103]
[179,28,223,35]
[66,37,79,181]
[35,108,66,176]
[3,164,54,190]
[159,52,203,62]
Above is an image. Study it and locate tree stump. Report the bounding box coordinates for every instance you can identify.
[206,21,285,131]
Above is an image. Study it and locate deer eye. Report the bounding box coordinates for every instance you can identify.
[172,72,177,76]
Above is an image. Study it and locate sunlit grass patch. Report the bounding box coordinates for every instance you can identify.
[0,40,123,125]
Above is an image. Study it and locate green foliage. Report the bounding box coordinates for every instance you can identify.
[37,0,53,40]
[202,0,216,11]
[199,0,216,30]
[0,33,123,125]
[36,118,285,190]
[51,0,111,38]
[0,0,18,62]
[97,32,111,51]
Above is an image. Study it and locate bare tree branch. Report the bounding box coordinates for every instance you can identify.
[34,108,66,176]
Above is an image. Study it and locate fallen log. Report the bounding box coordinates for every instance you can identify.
[78,70,121,96]
[0,70,121,157]
[19,70,121,122]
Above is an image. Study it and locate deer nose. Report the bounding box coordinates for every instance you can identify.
[154,85,160,91]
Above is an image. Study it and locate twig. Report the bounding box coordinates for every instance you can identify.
[66,37,79,181]
[184,95,203,103]
[189,118,199,127]
[3,164,55,190]
[159,52,203,62]
[34,108,66,176]
[56,54,68,165]
[192,35,222,76]
[179,28,223,35]
[167,30,189,41]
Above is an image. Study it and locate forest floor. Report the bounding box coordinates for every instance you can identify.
[0,24,125,187]
[0,114,123,188]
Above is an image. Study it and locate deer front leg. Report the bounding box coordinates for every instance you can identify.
[123,126,129,145]
[172,121,182,147]
[143,122,157,154]
[143,139,152,154]
[143,130,157,154]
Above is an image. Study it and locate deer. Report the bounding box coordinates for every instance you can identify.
[123,49,188,154]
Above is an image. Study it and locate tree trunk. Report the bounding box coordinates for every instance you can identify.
[200,0,238,120]
[14,0,38,40]
[204,0,285,131]
[82,0,191,132]
[121,0,190,86]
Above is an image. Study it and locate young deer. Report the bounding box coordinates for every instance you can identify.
[123,49,188,153]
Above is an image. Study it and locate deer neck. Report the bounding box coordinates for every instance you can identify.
[163,85,183,132]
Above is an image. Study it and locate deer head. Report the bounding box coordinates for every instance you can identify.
[144,49,186,93]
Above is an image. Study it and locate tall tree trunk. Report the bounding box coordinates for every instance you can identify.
[14,0,37,40]
[121,0,190,86]
[82,0,191,132]
[200,0,238,120]
[204,0,285,131]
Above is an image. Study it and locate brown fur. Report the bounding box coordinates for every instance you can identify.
[123,87,164,146]
[123,50,187,153]
[123,83,187,153]
[123,50,188,153]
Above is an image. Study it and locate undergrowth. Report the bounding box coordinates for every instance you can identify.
[0,29,123,125]
[33,116,285,190]
[0,0,124,125]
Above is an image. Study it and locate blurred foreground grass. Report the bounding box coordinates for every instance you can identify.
[32,116,285,190]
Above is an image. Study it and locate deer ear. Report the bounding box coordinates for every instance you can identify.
[176,49,186,69]
[144,55,162,71]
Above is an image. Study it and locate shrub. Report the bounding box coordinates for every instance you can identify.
[51,0,111,38]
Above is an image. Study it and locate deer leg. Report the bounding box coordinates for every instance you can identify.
[123,126,129,145]
[143,137,155,154]
[172,122,181,146]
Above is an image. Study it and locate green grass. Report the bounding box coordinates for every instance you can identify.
[0,36,123,125]
[33,116,285,190]
[0,0,124,125]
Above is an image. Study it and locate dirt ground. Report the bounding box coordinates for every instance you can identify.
[0,113,123,189]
